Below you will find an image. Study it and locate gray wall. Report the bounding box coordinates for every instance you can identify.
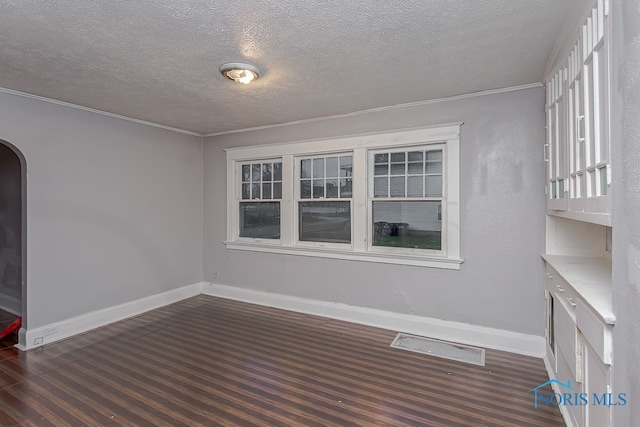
[0,91,204,329]
[0,142,22,313]
[204,87,547,336]
[611,0,640,424]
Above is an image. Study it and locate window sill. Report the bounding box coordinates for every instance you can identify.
[224,241,463,270]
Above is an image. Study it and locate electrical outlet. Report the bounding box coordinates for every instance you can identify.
[44,326,59,336]
[34,337,43,345]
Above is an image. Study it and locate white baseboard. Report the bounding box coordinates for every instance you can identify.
[202,282,546,357]
[14,281,546,358]
[15,282,205,351]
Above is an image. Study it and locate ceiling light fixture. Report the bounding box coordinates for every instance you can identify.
[219,62,260,84]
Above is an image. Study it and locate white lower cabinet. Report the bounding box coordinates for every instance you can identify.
[545,262,614,427]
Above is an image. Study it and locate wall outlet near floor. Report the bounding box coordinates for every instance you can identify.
[43,326,59,336]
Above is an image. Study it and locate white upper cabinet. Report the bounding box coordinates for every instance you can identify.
[545,0,611,226]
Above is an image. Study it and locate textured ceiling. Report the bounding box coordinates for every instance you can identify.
[0,1,571,135]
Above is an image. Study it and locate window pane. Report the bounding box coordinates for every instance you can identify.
[374,177,388,197]
[390,177,405,197]
[262,183,271,199]
[313,158,324,178]
[252,164,261,181]
[425,175,442,197]
[391,163,406,175]
[408,151,423,162]
[300,180,311,198]
[273,182,282,199]
[340,178,352,198]
[599,167,608,196]
[251,183,261,199]
[301,159,311,179]
[408,162,423,174]
[407,176,423,197]
[242,165,251,182]
[390,152,405,162]
[274,162,282,181]
[239,202,280,239]
[375,164,388,176]
[340,156,353,177]
[242,183,250,199]
[262,163,272,181]
[426,161,442,174]
[427,150,442,161]
[374,153,388,163]
[326,178,338,198]
[372,201,441,250]
[313,179,324,198]
[299,201,351,243]
[326,157,338,177]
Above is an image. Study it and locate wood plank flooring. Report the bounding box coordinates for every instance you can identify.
[0,296,565,426]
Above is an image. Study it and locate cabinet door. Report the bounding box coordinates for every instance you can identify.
[581,1,611,216]
[556,346,585,427]
[546,69,568,211]
[554,295,580,380]
[583,338,611,426]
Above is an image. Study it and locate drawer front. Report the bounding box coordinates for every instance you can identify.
[546,265,580,312]
[577,299,613,365]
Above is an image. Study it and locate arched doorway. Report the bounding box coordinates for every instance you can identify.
[0,139,26,347]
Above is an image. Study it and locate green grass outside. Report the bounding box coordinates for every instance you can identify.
[373,235,441,250]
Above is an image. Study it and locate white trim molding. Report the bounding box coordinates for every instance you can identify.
[224,241,463,269]
[202,282,546,357]
[0,87,202,137]
[205,83,540,137]
[16,282,205,351]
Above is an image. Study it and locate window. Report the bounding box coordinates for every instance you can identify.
[238,160,282,239]
[370,147,444,253]
[226,124,462,269]
[297,154,352,245]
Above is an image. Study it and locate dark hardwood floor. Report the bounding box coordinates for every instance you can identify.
[0,296,565,426]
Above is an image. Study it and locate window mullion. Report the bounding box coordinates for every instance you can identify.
[281,154,295,245]
[352,148,367,252]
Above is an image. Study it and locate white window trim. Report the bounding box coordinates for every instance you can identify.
[293,152,354,251]
[225,123,463,270]
[234,158,284,244]
[366,144,447,257]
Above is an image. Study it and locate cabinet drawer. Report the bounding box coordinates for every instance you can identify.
[577,299,613,365]
[546,265,580,311]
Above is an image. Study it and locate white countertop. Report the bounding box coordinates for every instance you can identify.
[542,254,615,325]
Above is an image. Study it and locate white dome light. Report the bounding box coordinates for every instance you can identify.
[219,63,260,84]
